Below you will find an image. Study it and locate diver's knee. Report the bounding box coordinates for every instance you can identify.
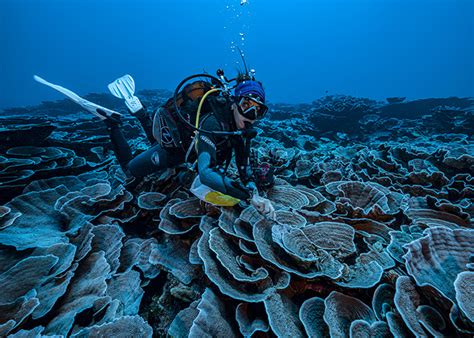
[126,150,162,178]
[124,159,144,179]
[150,150,162,167]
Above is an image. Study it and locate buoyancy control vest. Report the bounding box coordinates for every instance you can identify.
[152,81,219,151]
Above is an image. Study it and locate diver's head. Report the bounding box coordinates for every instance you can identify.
[232,79,268,129]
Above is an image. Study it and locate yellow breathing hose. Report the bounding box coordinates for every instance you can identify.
[193,88,222,150]
[195,88,222,128]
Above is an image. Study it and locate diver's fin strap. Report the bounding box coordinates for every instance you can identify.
[33,75,121,120]
[108,74,143,113]
[124,96,143,113]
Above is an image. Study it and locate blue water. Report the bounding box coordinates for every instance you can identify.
[1,0,473,109]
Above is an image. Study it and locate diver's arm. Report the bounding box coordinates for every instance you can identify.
[198,152,250,200]
[233,136,260,199]
[197,133,251,201]
[233,137,251,183]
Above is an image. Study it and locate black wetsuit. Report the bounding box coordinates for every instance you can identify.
[107,96,252,201]
[196,97,253,200]
[106,109,185,178]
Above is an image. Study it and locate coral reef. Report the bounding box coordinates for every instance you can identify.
[0,92,472,337]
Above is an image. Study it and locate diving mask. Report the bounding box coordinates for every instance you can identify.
[238,95,268,120]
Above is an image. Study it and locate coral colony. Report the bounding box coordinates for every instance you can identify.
[0,91,473,336]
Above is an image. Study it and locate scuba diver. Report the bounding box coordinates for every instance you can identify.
[34,68,276,219]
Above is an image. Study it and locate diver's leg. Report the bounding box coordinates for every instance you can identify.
[126,144,185,178]
[101,116,134,172]
[132,107,156,145]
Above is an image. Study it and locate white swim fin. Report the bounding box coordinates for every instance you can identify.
[33,75,121,120]
[108,74,143,113]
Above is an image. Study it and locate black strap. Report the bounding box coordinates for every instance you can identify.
[223,150,232,174]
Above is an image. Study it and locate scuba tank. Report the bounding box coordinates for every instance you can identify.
[152,79,220,151]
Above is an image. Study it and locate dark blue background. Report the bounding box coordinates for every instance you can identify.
[1,0,472,109]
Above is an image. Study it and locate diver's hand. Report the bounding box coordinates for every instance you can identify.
[250,195,276,220]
